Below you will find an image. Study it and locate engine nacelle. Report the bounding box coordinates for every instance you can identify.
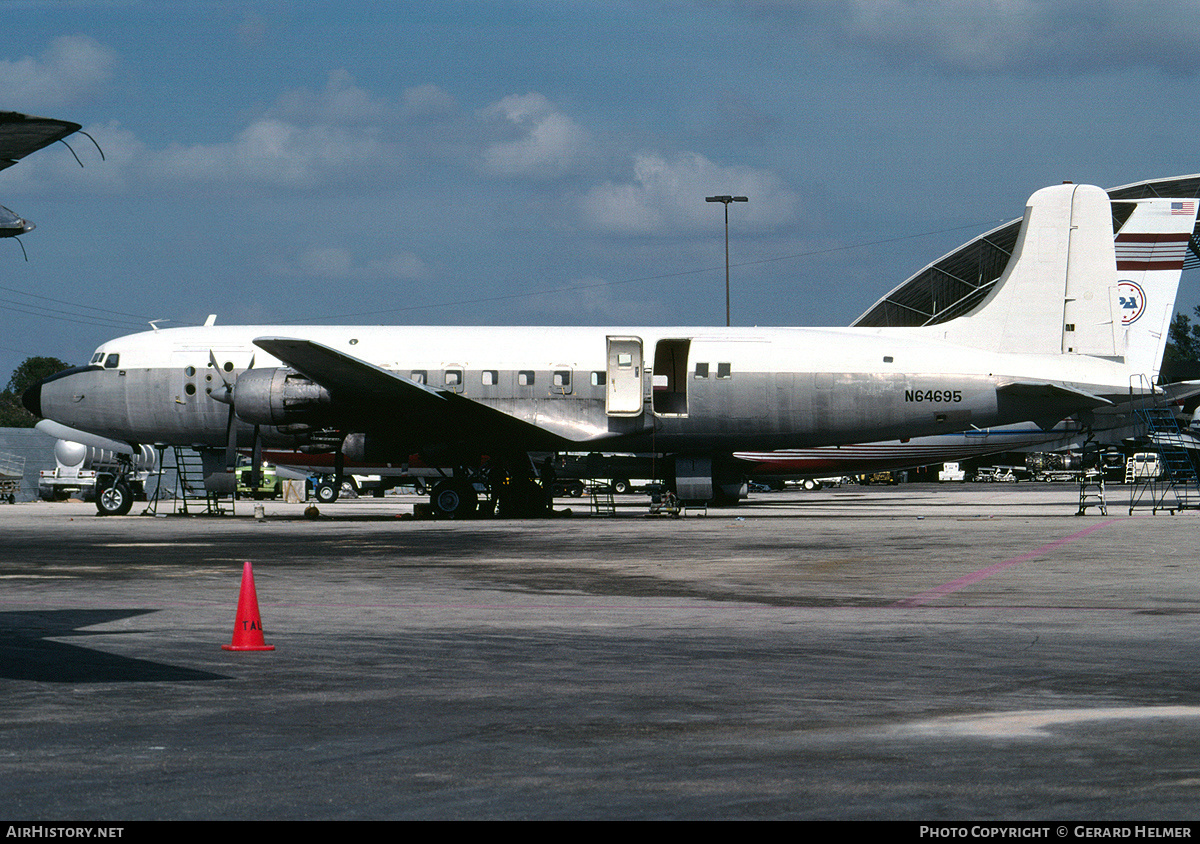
[341,432,410,463]
[233,367,334,427]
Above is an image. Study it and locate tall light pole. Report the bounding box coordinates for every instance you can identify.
[706,195,747,326]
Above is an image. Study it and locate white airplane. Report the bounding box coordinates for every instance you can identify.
[25,181,1200,516]
[204,178,1200,500]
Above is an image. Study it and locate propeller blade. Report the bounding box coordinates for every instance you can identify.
[224,404,238,474]
[250,425,262,492]
[209,350,233,387]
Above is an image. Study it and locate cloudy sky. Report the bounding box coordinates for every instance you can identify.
[3,0,1200,379]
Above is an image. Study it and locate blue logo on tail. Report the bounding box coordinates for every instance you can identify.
[1117,280,1146,325]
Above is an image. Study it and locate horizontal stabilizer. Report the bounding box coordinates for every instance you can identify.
[1161,380,1200,404]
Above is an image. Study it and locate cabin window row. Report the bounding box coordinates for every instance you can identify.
[693,363,732,379]
[406,369,608,388]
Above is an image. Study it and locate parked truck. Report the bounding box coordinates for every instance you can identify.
[38,439,156,511]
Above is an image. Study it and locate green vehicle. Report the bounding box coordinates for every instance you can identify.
[236,461,282,500]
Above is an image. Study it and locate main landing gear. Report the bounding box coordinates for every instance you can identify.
[425,464,550,520]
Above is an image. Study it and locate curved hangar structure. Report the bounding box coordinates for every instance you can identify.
[853,175,1200,329]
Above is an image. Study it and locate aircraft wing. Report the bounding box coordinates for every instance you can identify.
[252,337,574,450]
[0,112,82,171]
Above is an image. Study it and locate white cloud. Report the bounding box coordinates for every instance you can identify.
[781,0,1200,75]
[140,72,454,190]
[150,117,397,189]
[2,35,117,108]
[579,152,797,235]
[402,83,458,119]
[478,93,592,179]
[268,69,391,124]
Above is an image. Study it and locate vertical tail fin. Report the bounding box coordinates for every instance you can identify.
[1110,197,1197,380]
[929,183,1198,376]
[931,183,1118,356]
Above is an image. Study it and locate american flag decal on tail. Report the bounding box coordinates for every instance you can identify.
[1172,201,1195,215]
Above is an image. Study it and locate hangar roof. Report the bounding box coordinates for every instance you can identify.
[852,175,1200,328]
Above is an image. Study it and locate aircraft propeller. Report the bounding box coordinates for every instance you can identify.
[209,351,263,496]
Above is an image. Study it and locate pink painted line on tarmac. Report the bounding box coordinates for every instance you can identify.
[893,518,1121,607]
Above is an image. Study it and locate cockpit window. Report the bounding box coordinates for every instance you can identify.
[104,354,120,369]
[91,352,103,364]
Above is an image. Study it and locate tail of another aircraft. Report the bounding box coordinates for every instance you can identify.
[1110,197,1195,380]
[926,182,1197,379]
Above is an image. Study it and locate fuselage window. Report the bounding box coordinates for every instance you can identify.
[617,353,633,368]
[410,370,427,385]
[553,371,570,388]
[482,370,498,386]
[518,370,535,386]
[694,362,709,379]
[716,362,731,379]
[185,366,196,377]
[104,354,120,369]
[444,370,462,387]
[591,371,606,386]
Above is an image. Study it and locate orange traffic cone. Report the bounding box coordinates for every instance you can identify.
[222,561,275,651]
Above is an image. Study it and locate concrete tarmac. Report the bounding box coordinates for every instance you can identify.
[2,484,1199,820]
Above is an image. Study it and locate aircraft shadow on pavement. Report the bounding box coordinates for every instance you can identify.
[0,609,227,683]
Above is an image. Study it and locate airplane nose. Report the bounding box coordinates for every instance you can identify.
[23,365,98,420]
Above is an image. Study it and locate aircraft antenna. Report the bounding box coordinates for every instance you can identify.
[58,132,105,168]
[78,131,105,161]
[12,236,27,262]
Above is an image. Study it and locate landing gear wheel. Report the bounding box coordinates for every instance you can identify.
[96,481,133,516]
[613,479,631,494]
[315,481,339,503]
[430,480,478,519]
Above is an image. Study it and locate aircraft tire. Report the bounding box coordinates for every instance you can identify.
[315,481,339,503]
[430,480,477,519]
[613,479,631,494]
[96,481,134,517]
